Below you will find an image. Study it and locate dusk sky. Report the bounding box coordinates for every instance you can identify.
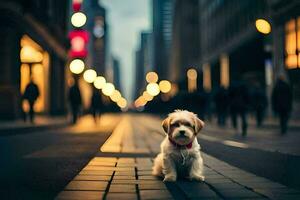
[101,0,151,101]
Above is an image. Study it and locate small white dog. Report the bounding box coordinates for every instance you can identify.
[152,110,205,182]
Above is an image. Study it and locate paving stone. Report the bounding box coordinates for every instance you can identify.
[80,170,114,176]
[114,171,136,176]
[205,178,234,184]
[140,190,172,200]
[211,182,246,190]
[113,175,136,180]
[118,158,135,163]
[138,183,167,190]
[109,184,136,192]
[218,189,262,199]
[177,181,219,198]
[83,166,116,171]
[55,191,103,200]
[138,175,160,180]
[73,175,111,181]
[112,180,163,185]
[105,193,138,200]
[65,181,108,191]
[138,170,153,175]
[137,166,152,171]
[88,161,116,167]
[136,158,153,165]
[116,163,137,167]
[92,157,117,162]
[115,167,135,171]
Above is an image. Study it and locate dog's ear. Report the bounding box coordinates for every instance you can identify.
[194,116,205,134]
[162,117,171,134]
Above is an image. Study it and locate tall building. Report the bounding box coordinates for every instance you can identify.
[153,0,174,79]
[134,32,153,99]
[198,0,300,117]
[83,0,107,75]
[0,0,69,119]
[169,0,200,86]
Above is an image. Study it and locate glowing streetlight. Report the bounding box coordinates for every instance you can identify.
[146,83,160,96]
[187,68,197,80]
[255,19,271,34]
[159,80,172,93]
[110,90,122,102]
[117,97,127,108]
[69,59,85,74]
[142,91,153,101]
[71,12,87,28]
[93,76,106,89]
[83,69,97,83]
[146,72,158,83]
[102,83,115,96]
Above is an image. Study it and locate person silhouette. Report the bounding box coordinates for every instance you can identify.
[23,78,40,123]
[90,88,103,123]
[272,75,293,134]
[68,79,82,124]
[214,86,229,126]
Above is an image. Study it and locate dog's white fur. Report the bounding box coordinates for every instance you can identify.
[152,110,205,182]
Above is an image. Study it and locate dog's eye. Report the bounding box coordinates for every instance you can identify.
[183,122,192,127]
[171,123,180,127]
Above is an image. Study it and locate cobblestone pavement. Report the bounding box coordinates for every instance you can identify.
[56,114,300,200]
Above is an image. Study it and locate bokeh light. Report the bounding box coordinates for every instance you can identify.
[83,69,97,83]
[146,72,158,83]
[146,83,160,96]
[187,68,197,80]
[135,96,147,107]
[102,83,115,96]
[159,80,172,93]
[71,12,87,28]
[69,59,85,74]
[117,97,127,108]
[93,76,106,89]
[110,90,122,102]
[255,19,271,34]
[142,91,154,101]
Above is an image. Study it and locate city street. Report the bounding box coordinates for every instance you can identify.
[1,113,300,199]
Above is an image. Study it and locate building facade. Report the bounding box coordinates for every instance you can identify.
[0,0,69,119]
[153,0,174,80]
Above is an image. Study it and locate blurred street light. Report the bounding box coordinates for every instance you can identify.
[159,80,171,93]
[255,19,271,34]
[83,69,97,83]
[187,68,197,93]
[102,83,115,96]
[146,72,158,83]
[20,46,43,63]
[117,97,127,108]
[69,59,85,74]
[110,90,122,102]
[71,12,87,28]
[93,76,106,89]
[142,91,153,101]
[146,83,160,96]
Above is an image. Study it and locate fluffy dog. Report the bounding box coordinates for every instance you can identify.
[152,110,205,182]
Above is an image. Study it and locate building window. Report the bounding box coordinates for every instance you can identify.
[285,17,300,69]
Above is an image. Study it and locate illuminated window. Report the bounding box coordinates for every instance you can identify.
[285,17,300,69]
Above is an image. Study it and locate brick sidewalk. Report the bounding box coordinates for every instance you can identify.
[56,115,300,200]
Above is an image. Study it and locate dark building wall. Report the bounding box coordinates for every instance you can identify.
[0,0,69,119]
[153,0,174,79]
[169,0,199,84]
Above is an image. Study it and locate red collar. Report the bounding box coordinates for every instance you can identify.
[168,137,193,149]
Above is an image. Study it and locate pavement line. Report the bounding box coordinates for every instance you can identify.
[199,134,249,149]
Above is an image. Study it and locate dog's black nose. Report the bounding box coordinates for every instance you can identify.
[179,130,185,135]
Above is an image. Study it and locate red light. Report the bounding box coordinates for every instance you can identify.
[69,30,89,58]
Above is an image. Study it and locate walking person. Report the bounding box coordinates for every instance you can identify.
[90,88,103,123]
[214,86,229,126]
[22,78,40,123]
[251,84,268,127]
[272,76,293,134]
[68,79,82,124]
[229,81,250,136]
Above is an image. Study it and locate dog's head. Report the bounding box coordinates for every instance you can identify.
[162,110,205,145]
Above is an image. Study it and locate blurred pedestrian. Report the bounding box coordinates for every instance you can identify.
[229,81,250,136]
[251,84,268,127]
[272,76,293,134]
[214,86,229,126]
[22,78,40,123]
[90,88,103,123]
[68,80,82,124]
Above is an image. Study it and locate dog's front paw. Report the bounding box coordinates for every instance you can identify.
[189,175,205,181]
[163,174,177,182]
